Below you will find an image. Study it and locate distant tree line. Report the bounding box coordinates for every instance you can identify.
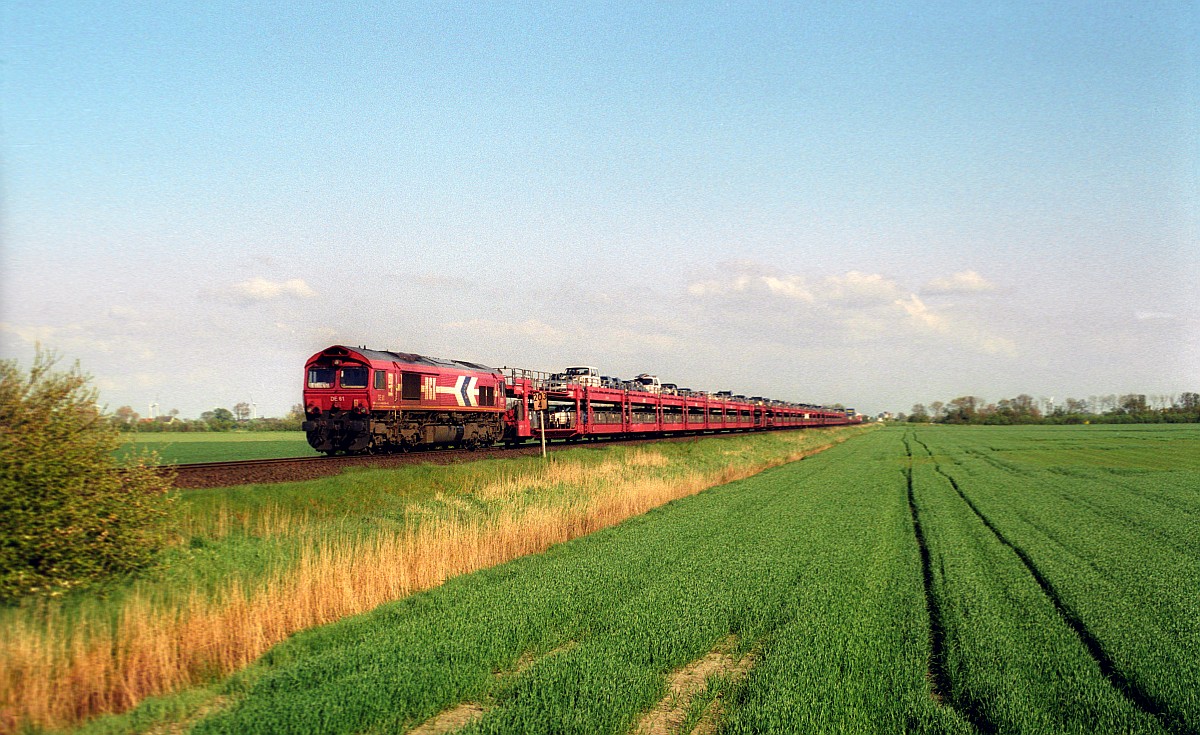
[108,404,306,432]
[899,392,1200,425]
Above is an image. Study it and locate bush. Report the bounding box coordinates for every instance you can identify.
[0,349,175,600]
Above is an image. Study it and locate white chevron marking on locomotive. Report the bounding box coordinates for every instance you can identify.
[434,376,478,406]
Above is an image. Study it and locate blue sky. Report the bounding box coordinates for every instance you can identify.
[3,1,1197,417]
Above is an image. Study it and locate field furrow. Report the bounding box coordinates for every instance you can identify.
[720,431,972,735]
[914,426,1200,734]
[911,432,1179,733]
[901,434,953,707]
[907,429,1167,734]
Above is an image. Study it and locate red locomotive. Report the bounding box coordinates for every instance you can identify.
[302,346,506,453]
[302,345,860,455]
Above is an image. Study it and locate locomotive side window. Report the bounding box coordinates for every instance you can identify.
[478,386,495,406]
[401,372,421,401]
[308,368,335,388]
[374,370,387,390]
[340,367,369,388]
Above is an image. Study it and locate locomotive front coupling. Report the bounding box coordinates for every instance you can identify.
[303,407,372,454]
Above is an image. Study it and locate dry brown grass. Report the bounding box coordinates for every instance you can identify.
[0,432,858,733]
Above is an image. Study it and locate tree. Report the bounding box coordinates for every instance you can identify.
[1012,394,1039,418]
[929,401,945,421]
[944,396,981,424]
[112,405,139,430]
[1064,398,1088,414]
[202,407,235,431]
[909,404,930,423]
[233,402,250,422]
[279,403,306,431]
[0,349,175,599]
[1119,394,1147,414]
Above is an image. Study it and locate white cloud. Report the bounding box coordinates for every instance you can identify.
[823,271,904,304]
[1,322,63,346]
[687,270,902,305]
[893,294,1016,356]
[922,270,996,294]
[894,294,948,331]
[224,277,318,303]
[760,275,815,302]
[685,265,1016,357]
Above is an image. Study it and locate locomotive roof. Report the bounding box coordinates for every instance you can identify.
[328,346,498,373]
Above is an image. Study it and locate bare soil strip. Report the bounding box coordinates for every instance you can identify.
[406,641,577,734]
[406,703,487,735]
[632,635,755,735]
[497,640,577,679]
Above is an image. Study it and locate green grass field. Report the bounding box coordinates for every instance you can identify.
[906,424,1199,733]
[60,423,1198,735]
[10,427,872,735]
[116,432,315,464]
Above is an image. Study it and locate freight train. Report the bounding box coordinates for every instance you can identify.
[301,345,860,455]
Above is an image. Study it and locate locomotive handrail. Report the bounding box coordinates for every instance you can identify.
[502,366,557,387]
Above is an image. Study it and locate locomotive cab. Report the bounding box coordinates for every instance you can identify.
[302,348,374,454]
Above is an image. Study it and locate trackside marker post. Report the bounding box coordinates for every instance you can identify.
[532,391,548,459]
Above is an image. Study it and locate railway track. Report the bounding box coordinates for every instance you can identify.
[171,456,337,472]
[166,428,832,489]
[168,446,519,488]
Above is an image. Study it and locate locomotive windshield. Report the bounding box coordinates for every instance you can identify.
[308,367,335,388]
[340,366,369,388]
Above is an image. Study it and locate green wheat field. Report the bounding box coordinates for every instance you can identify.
[117,432,314,464]
[59,424,1196,734]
